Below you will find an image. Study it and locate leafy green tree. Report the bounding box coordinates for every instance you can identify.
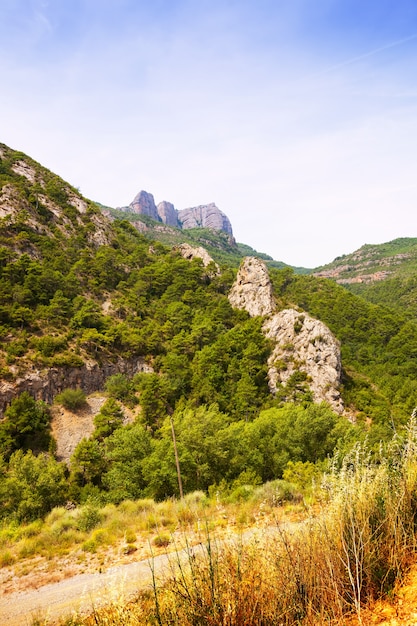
[245,403,350,481]
[93,398,124,440]
[0,450,67,521]
[70,438,107,487]
[70,297,105,330]
[0,392,52,459]
[103,423,152,502]
[105,373,136,405]
[135,373,170,429]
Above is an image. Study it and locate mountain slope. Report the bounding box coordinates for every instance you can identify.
[313,237,417,315]
[2,142,417,511]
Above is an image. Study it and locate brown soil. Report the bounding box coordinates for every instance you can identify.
[344,562,417,625]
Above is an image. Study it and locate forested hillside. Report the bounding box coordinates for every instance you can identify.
[1,143,417,521]
[315,237,417,316]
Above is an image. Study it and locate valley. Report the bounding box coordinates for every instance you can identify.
[1,142,417,624]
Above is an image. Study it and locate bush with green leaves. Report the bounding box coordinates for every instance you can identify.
[0,450,67,521]
[0,392,52,459]
[55,388,86,411]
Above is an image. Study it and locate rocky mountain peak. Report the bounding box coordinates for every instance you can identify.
[178,203,233,236]
[128,190,159,221]
[157,200,179,227]
[120,191,234,237]
[228,257,276,317]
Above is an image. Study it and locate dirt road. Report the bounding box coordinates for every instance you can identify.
[0,547,181,625]
[0,526,286,625]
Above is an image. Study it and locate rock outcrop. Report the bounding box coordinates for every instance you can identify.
[178,203,233,236]
[118,192,234,237]
[228,257,344,413]
[157,201,179,227]
[127,190,159,220]
[263,309,343,413]
[228,257,276,317]
[176,243,219,272]
[0,357,152,418]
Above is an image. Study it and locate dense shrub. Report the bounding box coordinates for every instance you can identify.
[55,388,86,411]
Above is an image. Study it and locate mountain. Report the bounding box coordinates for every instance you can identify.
[314,238,417,284]
[116,190,234,236]
[100,198,306,272]
[313,238,417,315]
[3,141,417,512]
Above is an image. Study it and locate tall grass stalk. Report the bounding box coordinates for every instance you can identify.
[61,417,417,625]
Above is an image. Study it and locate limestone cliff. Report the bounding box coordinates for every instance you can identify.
[263,309,343,413]
[0,358,152,418]
[178,203,233,236]
[126,190,160,220]
[117,191,234,237]
[176,243,220,273]
[228,257,344,413]
[157,200,179,227]
[228,257,276,317]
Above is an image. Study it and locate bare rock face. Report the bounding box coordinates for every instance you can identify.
[11,160,37,183]
[228,257,276,317]
[228,257,344,413]
[178,203,233,236]
[263,309,344,413]
[0,358,153,418]
[176,243,219,272]
[127,190,160,221]
[116,191,234,237]
[157,201,179,227]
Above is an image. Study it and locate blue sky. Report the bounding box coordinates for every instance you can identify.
[1,0,417,267]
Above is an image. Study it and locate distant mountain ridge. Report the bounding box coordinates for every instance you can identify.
[313,238,417,284]
[117,190,234,237]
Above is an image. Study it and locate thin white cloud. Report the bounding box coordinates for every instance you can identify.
[1,1,417,266]
[318,31,417,75]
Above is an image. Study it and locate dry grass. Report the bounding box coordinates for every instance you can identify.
[44,418,417,626]
[0,480,301,598]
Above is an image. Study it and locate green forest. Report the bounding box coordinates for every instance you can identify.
[1,143,417,523]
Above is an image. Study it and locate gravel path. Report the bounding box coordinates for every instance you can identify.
[0,548,180,625]
[0,525,291,625]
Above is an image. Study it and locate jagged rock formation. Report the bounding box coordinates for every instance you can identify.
[263,309,343,413]
[157,200,179,227]
[228,257,344,413]
[178,203,233,236]
[0,358,152,418]
[118,191,234,237]
[127,190,159,220]
[228,257,276,317]
[176,243,219,272]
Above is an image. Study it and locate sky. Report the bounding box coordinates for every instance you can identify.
[1,0,417,267]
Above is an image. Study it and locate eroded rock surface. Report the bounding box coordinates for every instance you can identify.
[127,190,159,220]
[157,201,179,227]
[0,358,152,418]
[228,257,276,317]
[176,243,219,272]
[263,309,343,413]
[228,257,344,413]
[178,203,233,236]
